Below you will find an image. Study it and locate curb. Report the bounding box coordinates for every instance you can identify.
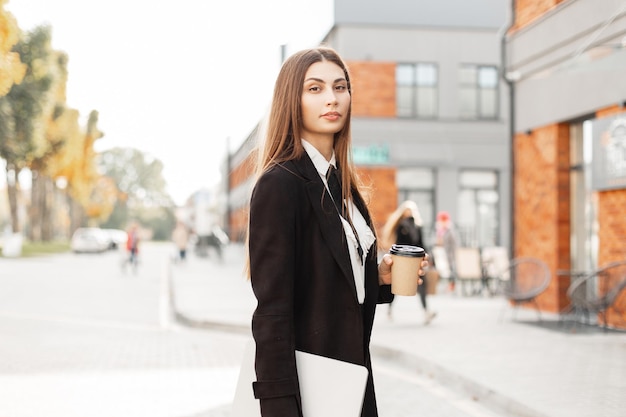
[168,264,547,417]
[168,269,251,335]
[371,345,548,417]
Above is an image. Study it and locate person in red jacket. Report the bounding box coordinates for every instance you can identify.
[125,223,140,273]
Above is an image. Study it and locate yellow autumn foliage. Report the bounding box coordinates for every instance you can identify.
[85,176,117,221]
[0,0,26,96]
[39,49,114,221]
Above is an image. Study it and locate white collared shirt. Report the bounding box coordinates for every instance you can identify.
[301,139,375,304]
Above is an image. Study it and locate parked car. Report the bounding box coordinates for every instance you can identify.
[70,227,110,253]
[103,229,128,250]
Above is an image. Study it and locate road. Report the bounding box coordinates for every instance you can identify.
[0,242,506,417]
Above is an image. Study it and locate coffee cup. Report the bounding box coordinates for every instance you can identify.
[389,244,425,296]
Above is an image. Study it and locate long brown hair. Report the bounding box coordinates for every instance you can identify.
[256,46,364,211]
[245,46,367,277]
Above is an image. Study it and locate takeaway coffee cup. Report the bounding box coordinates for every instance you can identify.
[389,244,425,296]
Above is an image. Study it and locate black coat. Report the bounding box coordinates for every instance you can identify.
[248,152,393,417]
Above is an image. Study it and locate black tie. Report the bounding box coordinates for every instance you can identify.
[326,165,343,210]
[326,165,364,263]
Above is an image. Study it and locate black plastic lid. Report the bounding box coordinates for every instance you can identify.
[389,244,425,257]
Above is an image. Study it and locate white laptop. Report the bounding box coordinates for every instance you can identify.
[231,340,368,417]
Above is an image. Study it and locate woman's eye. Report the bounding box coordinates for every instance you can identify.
[335,85,347,91]
[308,86,321,92]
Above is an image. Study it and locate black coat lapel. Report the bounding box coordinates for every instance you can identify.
[288,155,357,298]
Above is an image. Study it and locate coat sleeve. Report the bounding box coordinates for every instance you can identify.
[248,168,302,416]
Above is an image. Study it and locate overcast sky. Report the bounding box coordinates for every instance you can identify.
[5,0,333,205]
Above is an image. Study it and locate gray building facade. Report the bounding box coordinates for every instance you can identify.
[325,0,511,249]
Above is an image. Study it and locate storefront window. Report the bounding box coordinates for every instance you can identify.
[457,170,499,247]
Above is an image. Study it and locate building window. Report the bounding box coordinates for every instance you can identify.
[459,64,498,120]
[396,63,438,119]
[457,170,499,247]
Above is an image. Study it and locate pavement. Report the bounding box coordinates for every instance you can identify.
[170,243,626,417]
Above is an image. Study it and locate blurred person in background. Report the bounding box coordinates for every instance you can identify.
[435,211,458,292]
[172,221,190,263]
[381,200,437,324]
[124,223,140,274]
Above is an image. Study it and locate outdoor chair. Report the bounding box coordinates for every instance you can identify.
[481,246,510,295]
[566,260,626,331]
[454,247,484,296]
[500,257,551,321]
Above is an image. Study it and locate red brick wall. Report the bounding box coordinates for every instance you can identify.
[356,166,397,241]
[597,189,626,327]
[595,107,626,328]
[597,185,626,329]
[597,190,626,265]
[513,0,566,30]
[228,151,257,242]
[596,105,625,119]
[229,207,249,243]
[230,151,257,189]
[595,106,626,266]
[348,61,396,118]
[514,123,570,312]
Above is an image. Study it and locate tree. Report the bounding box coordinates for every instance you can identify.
[65,110,105,232]
[29,51,71,241]
[0,25,55,233]
[97,147,174,232]
[0,0,26,96]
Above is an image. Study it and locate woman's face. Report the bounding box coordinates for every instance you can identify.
[300,60,350,145]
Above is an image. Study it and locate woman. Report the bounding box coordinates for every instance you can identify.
[381,200,436,324]
[171,221,189,263]
[247,47,427,417]
[435,211,458,292]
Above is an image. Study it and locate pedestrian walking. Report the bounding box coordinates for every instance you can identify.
[381,200,437,324]
[435,211,458,292]
[123,223,140,274]
[171,221,190,263]
[246,47,428,417]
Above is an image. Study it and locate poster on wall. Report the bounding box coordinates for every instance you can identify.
[592,115,626,190]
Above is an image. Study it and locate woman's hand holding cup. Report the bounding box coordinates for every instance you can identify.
[378,248,429,289]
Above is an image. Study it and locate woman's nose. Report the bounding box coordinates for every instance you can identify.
[326,91,338,105]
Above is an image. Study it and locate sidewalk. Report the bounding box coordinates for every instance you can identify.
[170,244,626,417]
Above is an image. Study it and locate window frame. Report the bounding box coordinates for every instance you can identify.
[458,64,499,121]
[396,62,439,119]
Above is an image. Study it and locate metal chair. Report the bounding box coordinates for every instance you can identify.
[481,246,510,295]
[500,257,551,320]
[566,260,626,331]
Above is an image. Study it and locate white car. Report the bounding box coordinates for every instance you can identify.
[70,227,110,253]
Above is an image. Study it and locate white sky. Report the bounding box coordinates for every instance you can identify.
[4,0,333,205]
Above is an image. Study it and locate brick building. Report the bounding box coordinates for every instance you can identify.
[505,0,626,328]
[227,0,511,250]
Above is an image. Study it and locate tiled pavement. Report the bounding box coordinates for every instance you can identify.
[2,243,625,417]
[171,243,626,417]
